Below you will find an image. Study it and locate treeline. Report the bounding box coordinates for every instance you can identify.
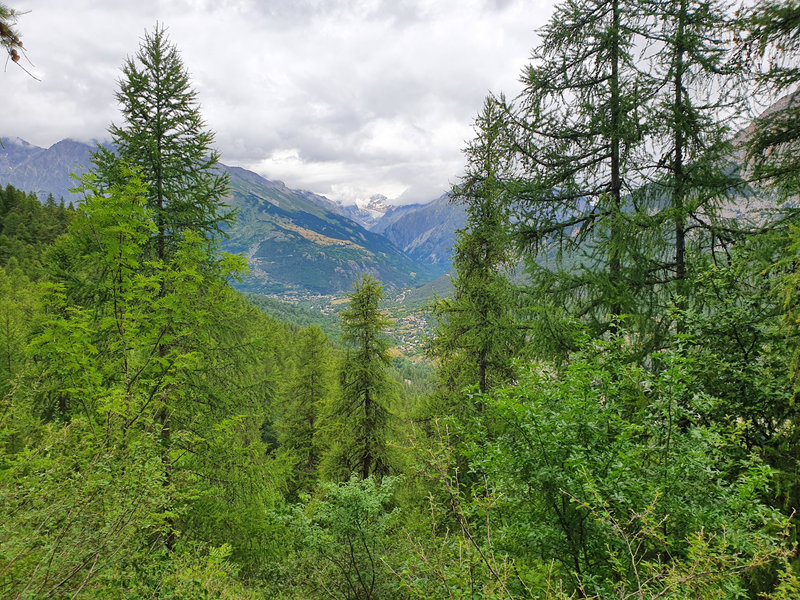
[2,1,800,599]
[0,186,73,276]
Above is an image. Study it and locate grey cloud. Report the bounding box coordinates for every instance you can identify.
[239,0,427,27]
[5,0,551,206]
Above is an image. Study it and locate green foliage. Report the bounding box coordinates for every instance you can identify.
[1,24,287,600]
[0,185,73,277]
[0,165,280,596]
[504,0,750,354]
[673,253,791,445]
[276,325,337,495]
[741,1,800,196]
[113,543,264,599]
[635,0,745,319]
[399,422,527,600]
[0,174,174,594]
[0,413,168,598]
[0,265,37,397]
[508,0,651,335]
[322,276,397,480]
[245,292,341,340]
[93,24,233,262]
[431,335,793,597]
[418,6,799,588]
[283,476,404,600]
[430,97,524,400]
[390,357,435,410]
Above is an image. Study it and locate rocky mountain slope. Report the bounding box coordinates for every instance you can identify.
[0,138,439,294]
[336,193,466,273]
[376,194,466,269]
[220,165,438,294]
[0,137,95,202]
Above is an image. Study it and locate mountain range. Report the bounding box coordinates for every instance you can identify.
[0,137,462,295]
[339,193,467,268]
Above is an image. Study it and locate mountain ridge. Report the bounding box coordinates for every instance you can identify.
[0,137,449,295]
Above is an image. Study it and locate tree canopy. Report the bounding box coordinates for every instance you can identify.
[2,4,800,599]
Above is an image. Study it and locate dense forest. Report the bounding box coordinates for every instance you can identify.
[2,1,800,598]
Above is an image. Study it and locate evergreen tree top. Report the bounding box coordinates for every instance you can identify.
[340,275,392,364]
[97,23,232,251]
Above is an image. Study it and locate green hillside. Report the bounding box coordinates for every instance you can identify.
[0,141,440,296]
[222,165,439,294]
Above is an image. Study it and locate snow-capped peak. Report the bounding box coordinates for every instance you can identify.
[355,194,392,217]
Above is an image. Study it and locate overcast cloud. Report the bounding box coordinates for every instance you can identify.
[4,0,554,205]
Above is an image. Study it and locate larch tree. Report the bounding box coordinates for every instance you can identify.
[94,24,233,263]
[507,0,651,349]
[741,0,800,197]
[634,0,745,335]
[277,324,336,494]
[1,162,270,597]
[87,24,245,552]
[736,0,800,536]
[322,275,394,481]
[430,96,523,397]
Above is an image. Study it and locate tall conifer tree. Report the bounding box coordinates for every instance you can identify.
[507,0,744,349]
[323,275,394,480]
[430,96,523,396]
[741,0,800,197]
[278,325,335,493]
[737,0,800,533]
[508,0,650,345]
[632,0,745,336]
[90,25,238,551]
[95,24,232,262]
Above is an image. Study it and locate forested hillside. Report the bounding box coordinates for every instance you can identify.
[0,138,440,296]
[2,2,800,599]
[222,165,438,294]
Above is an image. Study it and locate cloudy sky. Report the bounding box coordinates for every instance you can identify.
[4,0,555,205]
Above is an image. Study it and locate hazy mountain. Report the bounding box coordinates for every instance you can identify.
[0,138,438,295]
[339,193,467,272]
[378,194,467,269]
[337,194,393,229]
[369,201,429,234]
[0,137,95,203]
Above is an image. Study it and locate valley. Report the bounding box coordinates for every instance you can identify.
[3,2,799,597]
[0,138,459,293]
[249,272,455,360]
[0,136,462,357]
